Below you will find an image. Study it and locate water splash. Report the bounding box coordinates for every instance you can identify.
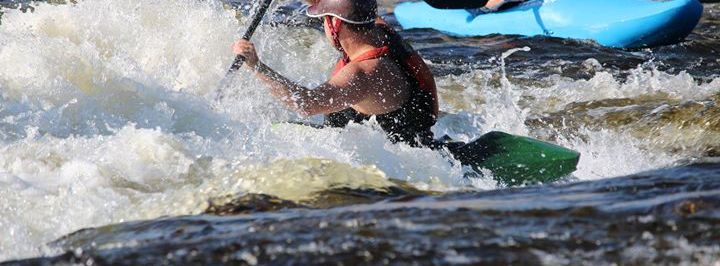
[0,0,717,262]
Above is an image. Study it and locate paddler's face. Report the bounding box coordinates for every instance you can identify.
[322,16,334,45]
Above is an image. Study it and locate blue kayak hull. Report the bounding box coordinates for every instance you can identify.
[394,0,703,48]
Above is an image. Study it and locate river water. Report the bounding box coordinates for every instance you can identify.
[0,0,718,264]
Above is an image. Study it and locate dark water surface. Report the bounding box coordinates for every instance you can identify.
[5,161,720,265]
[1,0,719,265]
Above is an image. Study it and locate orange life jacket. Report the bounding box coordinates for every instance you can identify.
[330,21,439,116]
[324,19,439,146]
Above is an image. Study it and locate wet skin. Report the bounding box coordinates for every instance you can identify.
[232,17,412,117]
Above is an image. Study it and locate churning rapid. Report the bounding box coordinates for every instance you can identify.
[0,0,719,264]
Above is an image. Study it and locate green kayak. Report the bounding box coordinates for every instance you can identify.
[271,123,580,186]
[444,131,580,186]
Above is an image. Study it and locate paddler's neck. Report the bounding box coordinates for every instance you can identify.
[339,28,384,61]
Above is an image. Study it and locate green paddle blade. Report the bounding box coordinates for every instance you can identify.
[450,131,580,186]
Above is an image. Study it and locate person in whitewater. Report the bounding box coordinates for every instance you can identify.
[232,0,439,146]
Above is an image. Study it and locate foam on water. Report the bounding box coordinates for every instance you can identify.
[434,48,718,180]
[525,65,720,114]
[0,0,717,261]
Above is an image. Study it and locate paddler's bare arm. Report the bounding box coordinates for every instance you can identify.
[232,40,368,116]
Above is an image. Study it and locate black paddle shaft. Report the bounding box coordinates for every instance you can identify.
[227,0,274,74]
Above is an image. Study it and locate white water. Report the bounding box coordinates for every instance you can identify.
[0,0,718,261]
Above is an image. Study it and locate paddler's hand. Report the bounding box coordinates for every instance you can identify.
[232,39,259,68]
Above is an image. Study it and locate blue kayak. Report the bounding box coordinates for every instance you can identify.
[394,0,703,48]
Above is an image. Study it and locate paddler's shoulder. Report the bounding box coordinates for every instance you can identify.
[335,56,380,75]
[330,57,404,88]
[345,57,404,79]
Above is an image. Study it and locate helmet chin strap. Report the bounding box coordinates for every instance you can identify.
[325,16,344,51]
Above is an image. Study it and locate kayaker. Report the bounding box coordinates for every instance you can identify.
[232,0,439,146]
[424,0,525,13]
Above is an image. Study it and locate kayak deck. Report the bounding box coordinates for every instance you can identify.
[445,131,579,186]
[272,123,580,186]
[394,0,703,48]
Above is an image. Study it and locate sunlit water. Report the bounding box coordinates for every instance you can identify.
[0,0,718,262]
